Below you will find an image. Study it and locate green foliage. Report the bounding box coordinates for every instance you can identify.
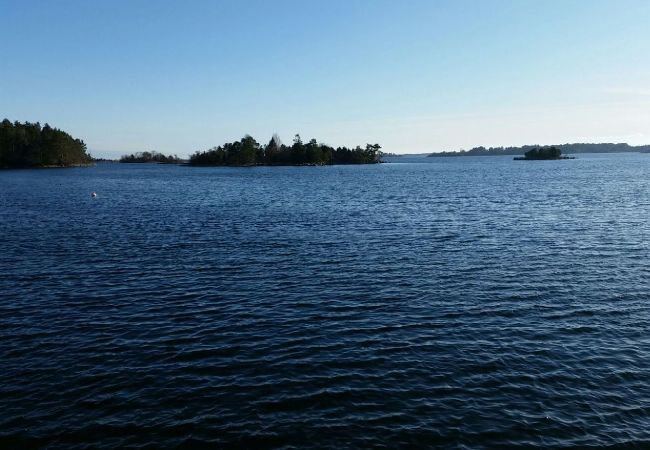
[120,151,180,163]
[189,135,382,166]
[523,146,562,160]
[0,119,91,168]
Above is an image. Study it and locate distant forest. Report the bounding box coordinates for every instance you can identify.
[120,151,180,163]
[190,134,382,166]
[429,143,650,157]
[0,119,91,168]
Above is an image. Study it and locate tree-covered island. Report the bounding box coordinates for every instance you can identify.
[0,119,92,169]
[120,151,180,163]
[190,134,382,166]
[513,146,574,160]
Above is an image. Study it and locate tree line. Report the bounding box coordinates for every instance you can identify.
[190,134,382,166]
[120,151,180,163]
[428,142,650,157]
[0,119,91,168]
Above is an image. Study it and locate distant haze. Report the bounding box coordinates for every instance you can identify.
[2,0,650,158]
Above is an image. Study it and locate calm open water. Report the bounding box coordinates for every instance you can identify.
[1,154,650,448]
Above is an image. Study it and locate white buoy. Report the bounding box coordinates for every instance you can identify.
[91,192,97,198]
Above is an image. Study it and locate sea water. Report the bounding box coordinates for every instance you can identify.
[1,154,650,447]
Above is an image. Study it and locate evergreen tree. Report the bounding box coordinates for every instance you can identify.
[0,119,91,168]
[189,134,382,166]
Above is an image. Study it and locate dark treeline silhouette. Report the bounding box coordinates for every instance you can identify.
[524,146,561,159]
[0,119,91,168]
[513,146,573,160]
[429,142,650,157]
[120,151,180,163]
[190,134,382,166]
[92,157,117,162]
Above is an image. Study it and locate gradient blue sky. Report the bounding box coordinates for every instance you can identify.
[2,0,650,157]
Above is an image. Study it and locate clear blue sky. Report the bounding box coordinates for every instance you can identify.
[2,0,650,157]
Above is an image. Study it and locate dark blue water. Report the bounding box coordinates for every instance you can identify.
[2,154,650,448]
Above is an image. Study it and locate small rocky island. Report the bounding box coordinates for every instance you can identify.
[0,119,92,169]
[120,151,180,164]
[514,146,574,160]
[190,134,382,166]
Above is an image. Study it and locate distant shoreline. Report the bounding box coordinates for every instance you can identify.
[428,143,650,157]
[0,162,95,170]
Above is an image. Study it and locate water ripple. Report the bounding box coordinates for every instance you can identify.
[2,156,650,448]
